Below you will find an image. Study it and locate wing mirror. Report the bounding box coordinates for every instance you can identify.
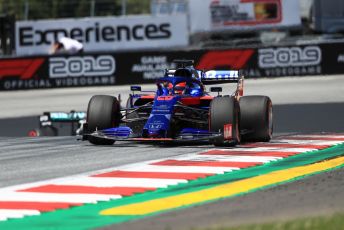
[130,86,141,92]
[210,87,222,92]
[210,87,222,96]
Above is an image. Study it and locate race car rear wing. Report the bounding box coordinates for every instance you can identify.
[39,111,86,132]
[201,70,241,84]
[41,111,86,123]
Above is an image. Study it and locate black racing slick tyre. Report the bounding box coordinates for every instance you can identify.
[239,96,273,142]
[209,96,240,146]
[87,95,121,145]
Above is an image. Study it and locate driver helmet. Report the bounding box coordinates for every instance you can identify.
[174,82,186,94]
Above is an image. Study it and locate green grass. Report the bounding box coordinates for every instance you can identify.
[201,212,344,230]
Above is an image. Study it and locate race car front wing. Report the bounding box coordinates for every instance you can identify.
[82,127,226,144]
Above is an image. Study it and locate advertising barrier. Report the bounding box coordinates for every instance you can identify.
[16,15,188,55]
[0,55,116,90]
[189,0,301,33]
[1,42,344,90]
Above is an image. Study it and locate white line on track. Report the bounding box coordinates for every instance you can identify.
[216,147,318,152]
[53,177,187,188]
[0,192,121,203]
[0,209,40,221]
[175,155,282,163]
[123,165,239,174]
[279,135,344,139]
[270,140,344,145]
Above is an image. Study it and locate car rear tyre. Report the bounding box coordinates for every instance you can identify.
[87,95,121,145]
[239,96,273,142]
[209,97,240,146]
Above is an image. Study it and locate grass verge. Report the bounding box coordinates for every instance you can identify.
[203,212,344,230]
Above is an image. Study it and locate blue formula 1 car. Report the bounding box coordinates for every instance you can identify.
[83,60,273,146]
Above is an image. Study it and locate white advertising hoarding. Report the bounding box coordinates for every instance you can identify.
[189,0,301,33]
[16,15,188,55]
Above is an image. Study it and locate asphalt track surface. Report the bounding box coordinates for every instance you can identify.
[0,75,343,229]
